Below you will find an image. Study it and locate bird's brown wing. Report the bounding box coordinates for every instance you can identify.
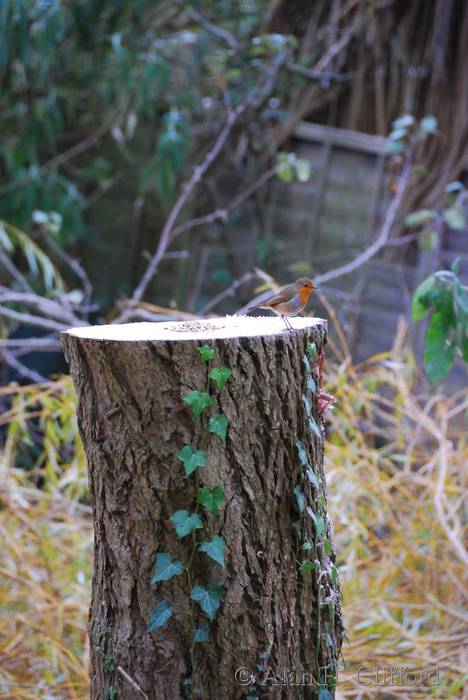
[259,283,296,308]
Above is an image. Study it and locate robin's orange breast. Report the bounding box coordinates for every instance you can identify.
[299,287,313,306]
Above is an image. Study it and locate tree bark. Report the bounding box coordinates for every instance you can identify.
[62,317,343,700]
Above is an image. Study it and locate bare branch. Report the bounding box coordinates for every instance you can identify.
[0,337,61,352]
[42,235,93,310]
[0,248,34,293]
[0,290,80,325]
[184,6,240,50]
[314,157,412,286]
[168,166,277,242]
[286,62,356,83]
[1,350,49,384]
[0,305,68,332]
[199,272,258,315]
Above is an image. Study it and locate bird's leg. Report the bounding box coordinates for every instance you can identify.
[282,316,293,330]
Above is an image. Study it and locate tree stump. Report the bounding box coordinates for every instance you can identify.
[62,316,343,700]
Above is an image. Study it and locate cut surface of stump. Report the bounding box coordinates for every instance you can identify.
[62,317,343,700]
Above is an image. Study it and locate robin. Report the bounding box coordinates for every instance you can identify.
[246,277,318,329]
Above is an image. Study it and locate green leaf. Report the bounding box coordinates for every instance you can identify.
[199,535,225,567]
[197,485,225,516]
[193,621,210,642]
[392,114,415,130]
[294,158,311,182]
[303,354,311,372]
[302,541,313,551]
[412,275,437,321]
[324,539,332,556]
[198,345,215,363]
[296,440,308,466]
[109,687,117,700]
[306,375,317,394]
[209,366,231,390]
[308,416,322,440]
[443,206,465,230]
[306,341,317,359]
[177,445,207,476]
[148,600,173,631]
[293,485,305,513]
[152,552,183,582]
[300,561,317,575]
[405,209,436,229]
[308,507,325,536]
[208,414,228,443]
[423,310,456,385]
[330,565,338,586]
[184,391,213,417]
[190,583,224,620]
[170,510,203,539]
[419,114,438,135]
[302,394,312,416]
[306,467,319,489]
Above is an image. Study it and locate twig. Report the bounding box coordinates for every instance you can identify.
[0,306,67,332]
[184,6,240,50]
[1,350,49,384]
[0,249,34,293]
[42,235,93,310]
[0,337,61,351]
[286,62,356,83]
[117,666,149,700]
[199,272,257,315]
[0,291,79,325]
[168,166,277,242]
[314,156,412,286]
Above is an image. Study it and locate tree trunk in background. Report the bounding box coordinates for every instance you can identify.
[62,317,343,700]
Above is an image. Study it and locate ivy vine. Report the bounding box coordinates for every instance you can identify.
[147,343,231,677]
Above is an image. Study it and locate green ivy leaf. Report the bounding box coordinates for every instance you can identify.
[293,485,305,513]
[177,445,207,476]
[170,510,203,539]
[302,354,311,372]
[412,275,437,320]
[308,416,322,440]
[392,114,415,129]
[306,341,317,359]
[190,583,224,621]
[443,206,465,230]
[302,540,313,551]
[405,209,436,229]
[300,561,317,575]
[152,552,184,582]
[184,391,213,417]
[423,310,456,384]
[197,485,225,516]
[331,565,338,586]
[419,114,438,135]
[308,507,325,537]
[296,440,308,466]
[198,345,215,363]
[199,535,225,567]
[148,600,173,631]
[324,539,332,556]
[306,466,319,489]
[302,394,312,416]
[209,366,231,390]
[306,375,317,394]
[208,414,228,443]
[193,621,210,642]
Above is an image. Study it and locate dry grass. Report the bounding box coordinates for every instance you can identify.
[0,333,466,699]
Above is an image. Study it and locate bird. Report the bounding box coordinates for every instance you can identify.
[246,277,318,329]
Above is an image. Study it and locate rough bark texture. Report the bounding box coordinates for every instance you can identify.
[62,318,343,700]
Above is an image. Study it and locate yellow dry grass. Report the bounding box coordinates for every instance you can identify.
[0,331,466,699]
